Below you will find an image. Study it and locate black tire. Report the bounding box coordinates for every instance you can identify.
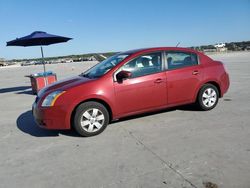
[196,84,219,111]
[73,101,109,137]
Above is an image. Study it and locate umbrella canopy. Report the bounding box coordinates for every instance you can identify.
[6,31,72,82]
[6,31,72,47]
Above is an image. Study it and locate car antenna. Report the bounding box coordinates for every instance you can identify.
[176,42,180,47]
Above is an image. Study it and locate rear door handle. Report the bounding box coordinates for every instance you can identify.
[192,70,199,75]
[154,78,164,83]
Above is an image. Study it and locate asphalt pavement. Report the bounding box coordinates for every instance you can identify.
[0,52,250,188]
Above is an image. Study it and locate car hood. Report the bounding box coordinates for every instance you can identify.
[38,76,93,97]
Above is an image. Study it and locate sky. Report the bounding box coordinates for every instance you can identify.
[0,0,249,59]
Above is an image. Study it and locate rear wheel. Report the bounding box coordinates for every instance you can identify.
[73,102,109,137]
[197,84,219,111]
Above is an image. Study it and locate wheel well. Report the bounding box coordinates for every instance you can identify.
[203,81,222,98]
[70,98,113,127]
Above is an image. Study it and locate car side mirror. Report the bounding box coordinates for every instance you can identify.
[116,70,132,82]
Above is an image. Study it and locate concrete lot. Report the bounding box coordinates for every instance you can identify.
[0,52,250,188]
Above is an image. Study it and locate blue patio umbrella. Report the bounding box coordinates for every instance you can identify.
[7,31,72,73]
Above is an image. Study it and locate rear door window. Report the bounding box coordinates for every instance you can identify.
[165,52,198,70]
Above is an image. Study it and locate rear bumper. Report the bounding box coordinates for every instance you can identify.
[221,72,230,97]
[32,102,70,130]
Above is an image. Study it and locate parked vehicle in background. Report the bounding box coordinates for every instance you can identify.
[244,46,250,51]
[33,47,230,137]
[0,62,8,66]
[21,61,35,66]
[34,61,44,65]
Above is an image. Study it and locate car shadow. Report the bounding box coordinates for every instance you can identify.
[17,104,201,137]
[16,110,80,137]
[111,104,200,124]
[177,103,201,111]
[0,86,31,94]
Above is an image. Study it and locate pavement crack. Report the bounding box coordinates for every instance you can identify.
[102,166,169,188]
[124,128,198,188]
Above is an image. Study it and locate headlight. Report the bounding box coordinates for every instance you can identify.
[41,91,65,107]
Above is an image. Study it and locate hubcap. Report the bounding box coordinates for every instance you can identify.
[80,108,105,133]
[202,88,217,108]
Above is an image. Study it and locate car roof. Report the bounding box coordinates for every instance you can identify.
[120,47,200,56]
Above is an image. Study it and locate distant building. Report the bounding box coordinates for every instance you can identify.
[214,43,226,48]
[214,43,227,52]
[203,49,217,52]
[217,47,227,52]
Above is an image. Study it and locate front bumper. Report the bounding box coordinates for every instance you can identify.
[32,102,70,130]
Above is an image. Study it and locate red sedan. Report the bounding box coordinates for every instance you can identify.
[33,47,230,136]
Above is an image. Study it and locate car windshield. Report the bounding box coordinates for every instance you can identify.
[81,54,129,78]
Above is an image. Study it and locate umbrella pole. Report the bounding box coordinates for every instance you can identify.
[40,46,46,73]
[40,46,48,85]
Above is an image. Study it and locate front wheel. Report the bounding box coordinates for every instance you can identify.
[197,84,219,111]
[73,102,110,137]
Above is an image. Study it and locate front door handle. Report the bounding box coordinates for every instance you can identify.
[192,70,199,75]
[154,78,164,83]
